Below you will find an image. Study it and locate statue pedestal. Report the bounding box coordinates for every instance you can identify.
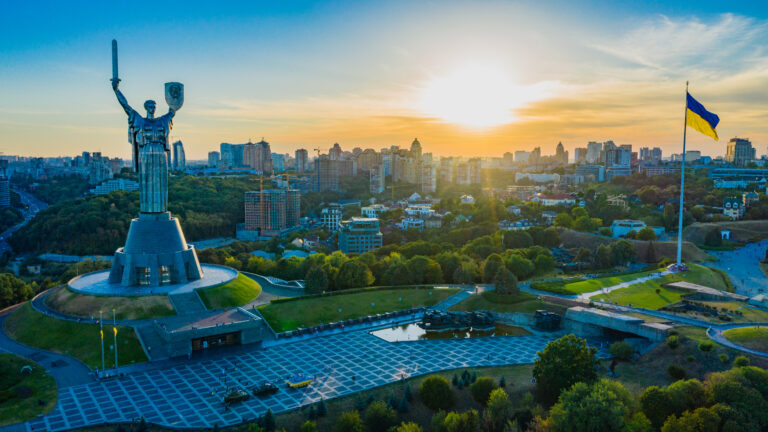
[108,212,203,287]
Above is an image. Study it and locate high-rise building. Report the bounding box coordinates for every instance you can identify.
[455,161,470,185]
[586,141,603,163]
[725,138,755,167]
[321,203,342,232]
[172,140,186,171]
[88,153,113,185]
[329,143,342,160]
[440,157,454,183]
[208,151,220,168]
[555,142,569,164]
[315,155,339,192]
[338,217,383,254]
[295,149,308,173]
[514,151,530,163]
[605,146,632,179]
[355,149,379,171]
[421,162,437,193]
[469,158,482,184]
[639,147,662,163]
[410,138,422,159]
[574,147,588,163]
[0,160,9,207]
[244,189,300,235]
[82,151,91,166]
[370,167,385,194]
[575,165,605,182]
[272,153,285,172]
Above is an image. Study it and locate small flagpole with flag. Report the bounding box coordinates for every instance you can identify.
[113,309,118,370]
[676,82,689,267]
[99,310,105,372]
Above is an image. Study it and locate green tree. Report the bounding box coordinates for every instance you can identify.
[571,207,588,219]
[663,204,677,231]
[263,409,276,432]
[486,388,513,432]
[364,401,397,432]
[611,240,636,266]
[407,256,443,284]
[636,227,657,241]
[609,341,634,361]
[533,334,599,406]
[335,411,364,432]
[503,231,533,249]
[574,247,591,271]
[548,380,628,432]
[554,213,573,228]
[661,407,720,432]
[470,377,498,405]
[305,266,329,293]
[623,412,654,432]
[443,410,480,432]
[542,227,561,247]
[382,262,411,286]
[504,254,534,280]
[483,254,505,283]
[594,243,613,268]
[394,423,422,432]
[419,376,456,411]
[534,254,555,274]
[336,261,374,290]
[493,267,519,295]
[299,421,318,432]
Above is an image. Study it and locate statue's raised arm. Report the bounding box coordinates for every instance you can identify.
[112,80,137,118]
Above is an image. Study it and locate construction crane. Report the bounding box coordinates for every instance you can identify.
[386,183,400,203]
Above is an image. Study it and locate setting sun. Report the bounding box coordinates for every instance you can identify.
[417,64,541,129]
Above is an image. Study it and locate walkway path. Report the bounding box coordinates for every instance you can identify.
[707,324,768,358]
[577,270,671,300]
[0,307,94,389]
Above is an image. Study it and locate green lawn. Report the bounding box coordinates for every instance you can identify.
[593,264,732,309]
[557,270,657,294]
[0,353,57,426]
[197,273,262,309]
[723,327,768,352]
[258,287,459,333]
[450,291,567,314]
[45,287,175,320]
[4,303,147,370]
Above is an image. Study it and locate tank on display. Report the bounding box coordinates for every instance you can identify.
[224,389,250,405]
[419,310,495,331]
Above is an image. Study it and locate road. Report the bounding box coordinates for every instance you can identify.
[0,187,48,256]
[705,239,768,298]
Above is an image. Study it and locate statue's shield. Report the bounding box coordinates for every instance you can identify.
[165,82,184,111]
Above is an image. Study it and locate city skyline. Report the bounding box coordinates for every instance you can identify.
[2,1,768,159]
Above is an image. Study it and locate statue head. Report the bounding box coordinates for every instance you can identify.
[144,100,156,118]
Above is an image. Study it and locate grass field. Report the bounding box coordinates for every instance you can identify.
[45,287,176,320]
[258,287,458,333]
[4,303,147,370]
[723,327,768,352]
[0,353,57,426]
[592,264,731,309]
[684,220,768,244]
[450,291,568,314]
[197,273,262,309]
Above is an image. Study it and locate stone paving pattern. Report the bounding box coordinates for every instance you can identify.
[26,328,606,431]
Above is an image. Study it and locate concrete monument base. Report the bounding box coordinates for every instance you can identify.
[108,212,203,287]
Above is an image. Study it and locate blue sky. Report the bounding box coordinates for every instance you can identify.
[1,1,767,159]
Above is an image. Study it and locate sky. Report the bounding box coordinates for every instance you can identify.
[1,0,767,160]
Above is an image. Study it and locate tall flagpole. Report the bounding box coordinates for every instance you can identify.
[99,310,105,372]
[676,81,689,267]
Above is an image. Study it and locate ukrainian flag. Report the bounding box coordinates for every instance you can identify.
[686,93,720,141]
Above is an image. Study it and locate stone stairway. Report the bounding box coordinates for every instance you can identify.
[168,291,207,315]
[135,324,169,361]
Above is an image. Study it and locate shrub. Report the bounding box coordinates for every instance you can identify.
[734,355,750,367]
[419,376,455,411]
[718,353,729,364]
[698,341,714,352]
[335,411,364,432]
[364,401,397,432]
[667,335,680,349]
[609,341,634,361]
[686,355,695,363]
[470,377,498,405]
[668,364,686,380]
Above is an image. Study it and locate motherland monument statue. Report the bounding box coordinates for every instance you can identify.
[107,40,203,287]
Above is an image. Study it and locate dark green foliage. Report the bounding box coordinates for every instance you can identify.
[263,409,276,432]
[533,334,599,406]
[548,380,629,432]
[498,375,506,388]
[305,266,329,293]
[0,273,36,309]
[398,395,410,413]
[404,384,413,402]
[354,396,366,411]
[667,364,686,380]
[452,374,458,386]
[666,335,680,349]
[698,341,714,352]
[387,393,398,409]
[419,375,455,411]
[640,386,673,429]
[734,356,750,367]
[364,401,397,432]
[308,405,317,420]
[317,398,327,417]
[335,411,364,432]
[469,377,497,405]
[705,228,723,247]
[493,267,518,295]
[609,341,634,361]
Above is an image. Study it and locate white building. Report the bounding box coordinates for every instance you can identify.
[723,197,745,220]
[361,204,388,218]
[401,217,425,230]
[89,178,139,195]
[460,194,475,204]
[529,194,575,206]
[515,172,560,184]
[610,220,646,237]
[404,203,434,219]
[321,204,342,232]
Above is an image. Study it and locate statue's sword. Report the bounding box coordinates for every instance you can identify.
[111,39,119,84]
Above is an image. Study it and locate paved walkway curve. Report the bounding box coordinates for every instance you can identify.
[707,324,768,358]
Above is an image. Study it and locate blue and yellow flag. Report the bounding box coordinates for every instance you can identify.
[686,93,719,141]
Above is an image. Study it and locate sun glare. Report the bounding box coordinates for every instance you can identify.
[418,64,541,129]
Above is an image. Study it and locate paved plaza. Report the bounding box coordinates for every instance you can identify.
[25,327,604,431]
